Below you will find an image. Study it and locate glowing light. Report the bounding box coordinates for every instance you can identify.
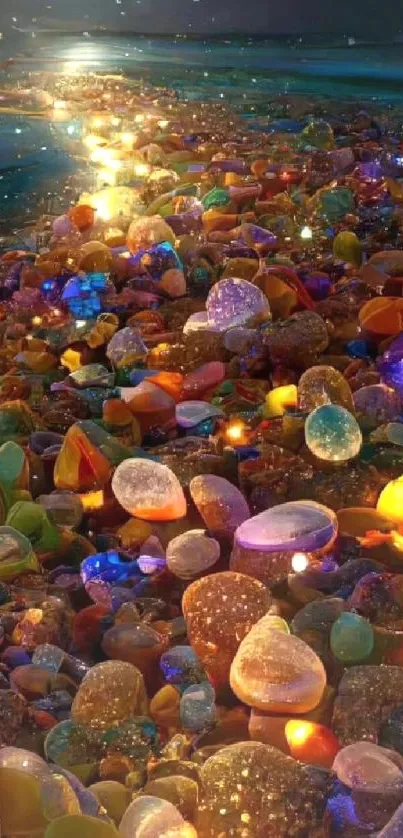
[64,60,81,75]
[83,133,105,150]
[158,119,169,129]
[291,552,309,573]
[134,162,150,177]
[75,319,87,328]
[79,489,105,510]
[300,225,313,240]
[53,99,66,110]
[225,420,247,445]
[93,117,104,129]
[111,116,121,126]
[67,124,76,135]
[286,721,313,747]
[97,168,117,187]
[32,315,42,326]
[135,113,145,124]
[121,131,135,146]
[377,476,403,524]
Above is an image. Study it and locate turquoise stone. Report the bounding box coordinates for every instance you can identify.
[330,612,374,664]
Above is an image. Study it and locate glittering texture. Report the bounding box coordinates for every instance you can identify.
[332,667,403,745]
[71,661,147,731]
[196,742,330,837]
[298,365,355,413]
[112,458,187,521]
[206,277,270,331]
[305,404,362,462]
[182,571,271,688]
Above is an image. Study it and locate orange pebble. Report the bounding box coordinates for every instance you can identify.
[68,203,95,232]
[285,720,340,768]
[150,372,184,402]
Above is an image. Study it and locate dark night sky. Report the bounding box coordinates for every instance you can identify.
[1,0,401,35]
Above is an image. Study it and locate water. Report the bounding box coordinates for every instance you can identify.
[1,31,403,228]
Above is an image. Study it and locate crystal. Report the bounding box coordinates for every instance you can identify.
[182,571,271,687]
[206,277,270,330]
[196,742,329,837]
[126,215,176,253]
[106,327,146,366]
[71,661,147,731]
[112,459,187,521]
[230,614,326,713]
[32,643,65,673]
[305,404,362,462]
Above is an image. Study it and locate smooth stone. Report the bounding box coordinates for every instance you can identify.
[234,500,337,553]
[354,384,402,424]
[101,624,165,676]
[71,661,147,731]
[180,682,216,731]
[230,614,326,713]
[182,571,271,687]
[175,401,223,429]
[119,795,195,838]
[160,646,205,685]
[88,781,131,825]
[181,362,226,398]
[330,612,374,663]
[333,742,403,793]
[44,814,118,838]
[112,459,187,521]
[143,776,199,821]
[166,530,220,579]
[189,474,250,536]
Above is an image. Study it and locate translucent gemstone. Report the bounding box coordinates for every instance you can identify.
[189,474,250,536]
[71,661,147,731]
[88,781,131,826]
[160,646,205,685]
[112,459,187,521]
[69,364,115,389]
[181,361,226,399]
[298,365,354,413]
[305,404,362,462]
[106,327,146,366]
[333,230,362,266]
[0,440,26,488]
[166,530,220,579]
[175,401,223,429]
[0,526,39,581]
[377,478,403,524]
[206,277,270,330]
[333,742,403,793]
[285,721,341,767]
[180,681,216,731]
[32,643,65,673]
[182,571,271,687]
[330,612,374,663]
[378,333,403,396]
[101,624,165,675]
[196,741,328,837]
[234,500,337,554]
[230,615,326,713]
[119,795,195,838]
[37,491,83,529]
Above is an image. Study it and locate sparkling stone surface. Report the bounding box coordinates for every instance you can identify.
[230,614,326,713]
[112,459,187,521]
[206,277,270,331]
[182,571,271,687]
[298,364,355,413]
[305,404,362,462]
[333,742,403,793]
[71,661,147,731]
[234,500,337,553]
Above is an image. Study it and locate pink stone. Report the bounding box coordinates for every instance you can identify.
[181,362,226,399]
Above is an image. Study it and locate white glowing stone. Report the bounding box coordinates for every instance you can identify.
[112,459,187,521]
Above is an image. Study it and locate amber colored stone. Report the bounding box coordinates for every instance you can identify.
[182,571,271,688]
[150,685,181,729]
[143,776,199,821]
[150,371,184,402]
[117,518,153,549]
[54,423,112,492]
[359,297,403,341]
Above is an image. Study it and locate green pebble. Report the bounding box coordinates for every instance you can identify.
[330,612,374,664]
